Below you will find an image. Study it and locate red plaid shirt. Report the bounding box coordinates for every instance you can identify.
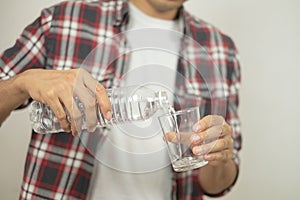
[0,0,242,199]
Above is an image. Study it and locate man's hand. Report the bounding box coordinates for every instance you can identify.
[165,115,237,194]
[165,115,234,166]
[19,68,112,136]
[190,115,234,166]
[190,115,237,194]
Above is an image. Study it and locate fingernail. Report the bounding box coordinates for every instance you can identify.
[172,136,179,143]
[193,146,202,155]
[192,124,201,132]
[204,154,212,160]
[96,84,101,92]
[106,111,112,120]
[190,134,201,143]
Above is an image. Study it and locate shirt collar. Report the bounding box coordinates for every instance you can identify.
[112,0,195,37]
[113,0,130,27]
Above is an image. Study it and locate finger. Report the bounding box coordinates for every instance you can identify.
[47,99,71,132]
[222,122,233,137]
[84,98,98,132]
[192,115,224,133]
[193,136,233,156]
[58,90,80,136]
[192,140,216,156]
[165,131,194,144]
[166,132,195,144]
[72,103,82,136]
[165,132,178,143]
[79,69,112,120]
[75,84,98,132]
[203,149,233,165]
[193,121,233,146]
[191,125,223,146]
[165,131,222,150]
[94,83,112,120]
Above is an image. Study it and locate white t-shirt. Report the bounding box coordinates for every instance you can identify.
[89,3,182,200]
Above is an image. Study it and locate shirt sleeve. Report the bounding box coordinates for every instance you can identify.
[203,35,242,197]
[225,35,242,167]
[174,35,242,199]
[0,7,53,108]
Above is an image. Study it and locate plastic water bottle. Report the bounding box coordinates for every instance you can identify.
[29,86,170,134]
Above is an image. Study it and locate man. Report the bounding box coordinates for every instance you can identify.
[0,0,241,199]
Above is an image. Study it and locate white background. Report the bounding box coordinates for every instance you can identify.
[0,0,300,199]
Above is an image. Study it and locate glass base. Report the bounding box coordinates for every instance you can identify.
[172,156,208,172]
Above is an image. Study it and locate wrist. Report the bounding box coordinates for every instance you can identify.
[198,159,237,195]
[14,71,31,99]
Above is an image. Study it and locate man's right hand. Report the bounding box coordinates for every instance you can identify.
[18,68,112,136]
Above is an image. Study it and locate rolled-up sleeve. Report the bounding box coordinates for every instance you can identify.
[0,7,53,108]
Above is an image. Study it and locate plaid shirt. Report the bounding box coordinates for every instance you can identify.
[0,0,242,199]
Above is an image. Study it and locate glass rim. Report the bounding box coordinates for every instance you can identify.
[158,106,199,119]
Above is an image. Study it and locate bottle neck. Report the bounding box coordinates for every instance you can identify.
[155,91,170,108]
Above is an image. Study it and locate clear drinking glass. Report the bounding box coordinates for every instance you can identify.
[158,107,208,172]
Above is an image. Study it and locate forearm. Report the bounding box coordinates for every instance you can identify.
[198,158,237,195]
[0,74,30,126]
